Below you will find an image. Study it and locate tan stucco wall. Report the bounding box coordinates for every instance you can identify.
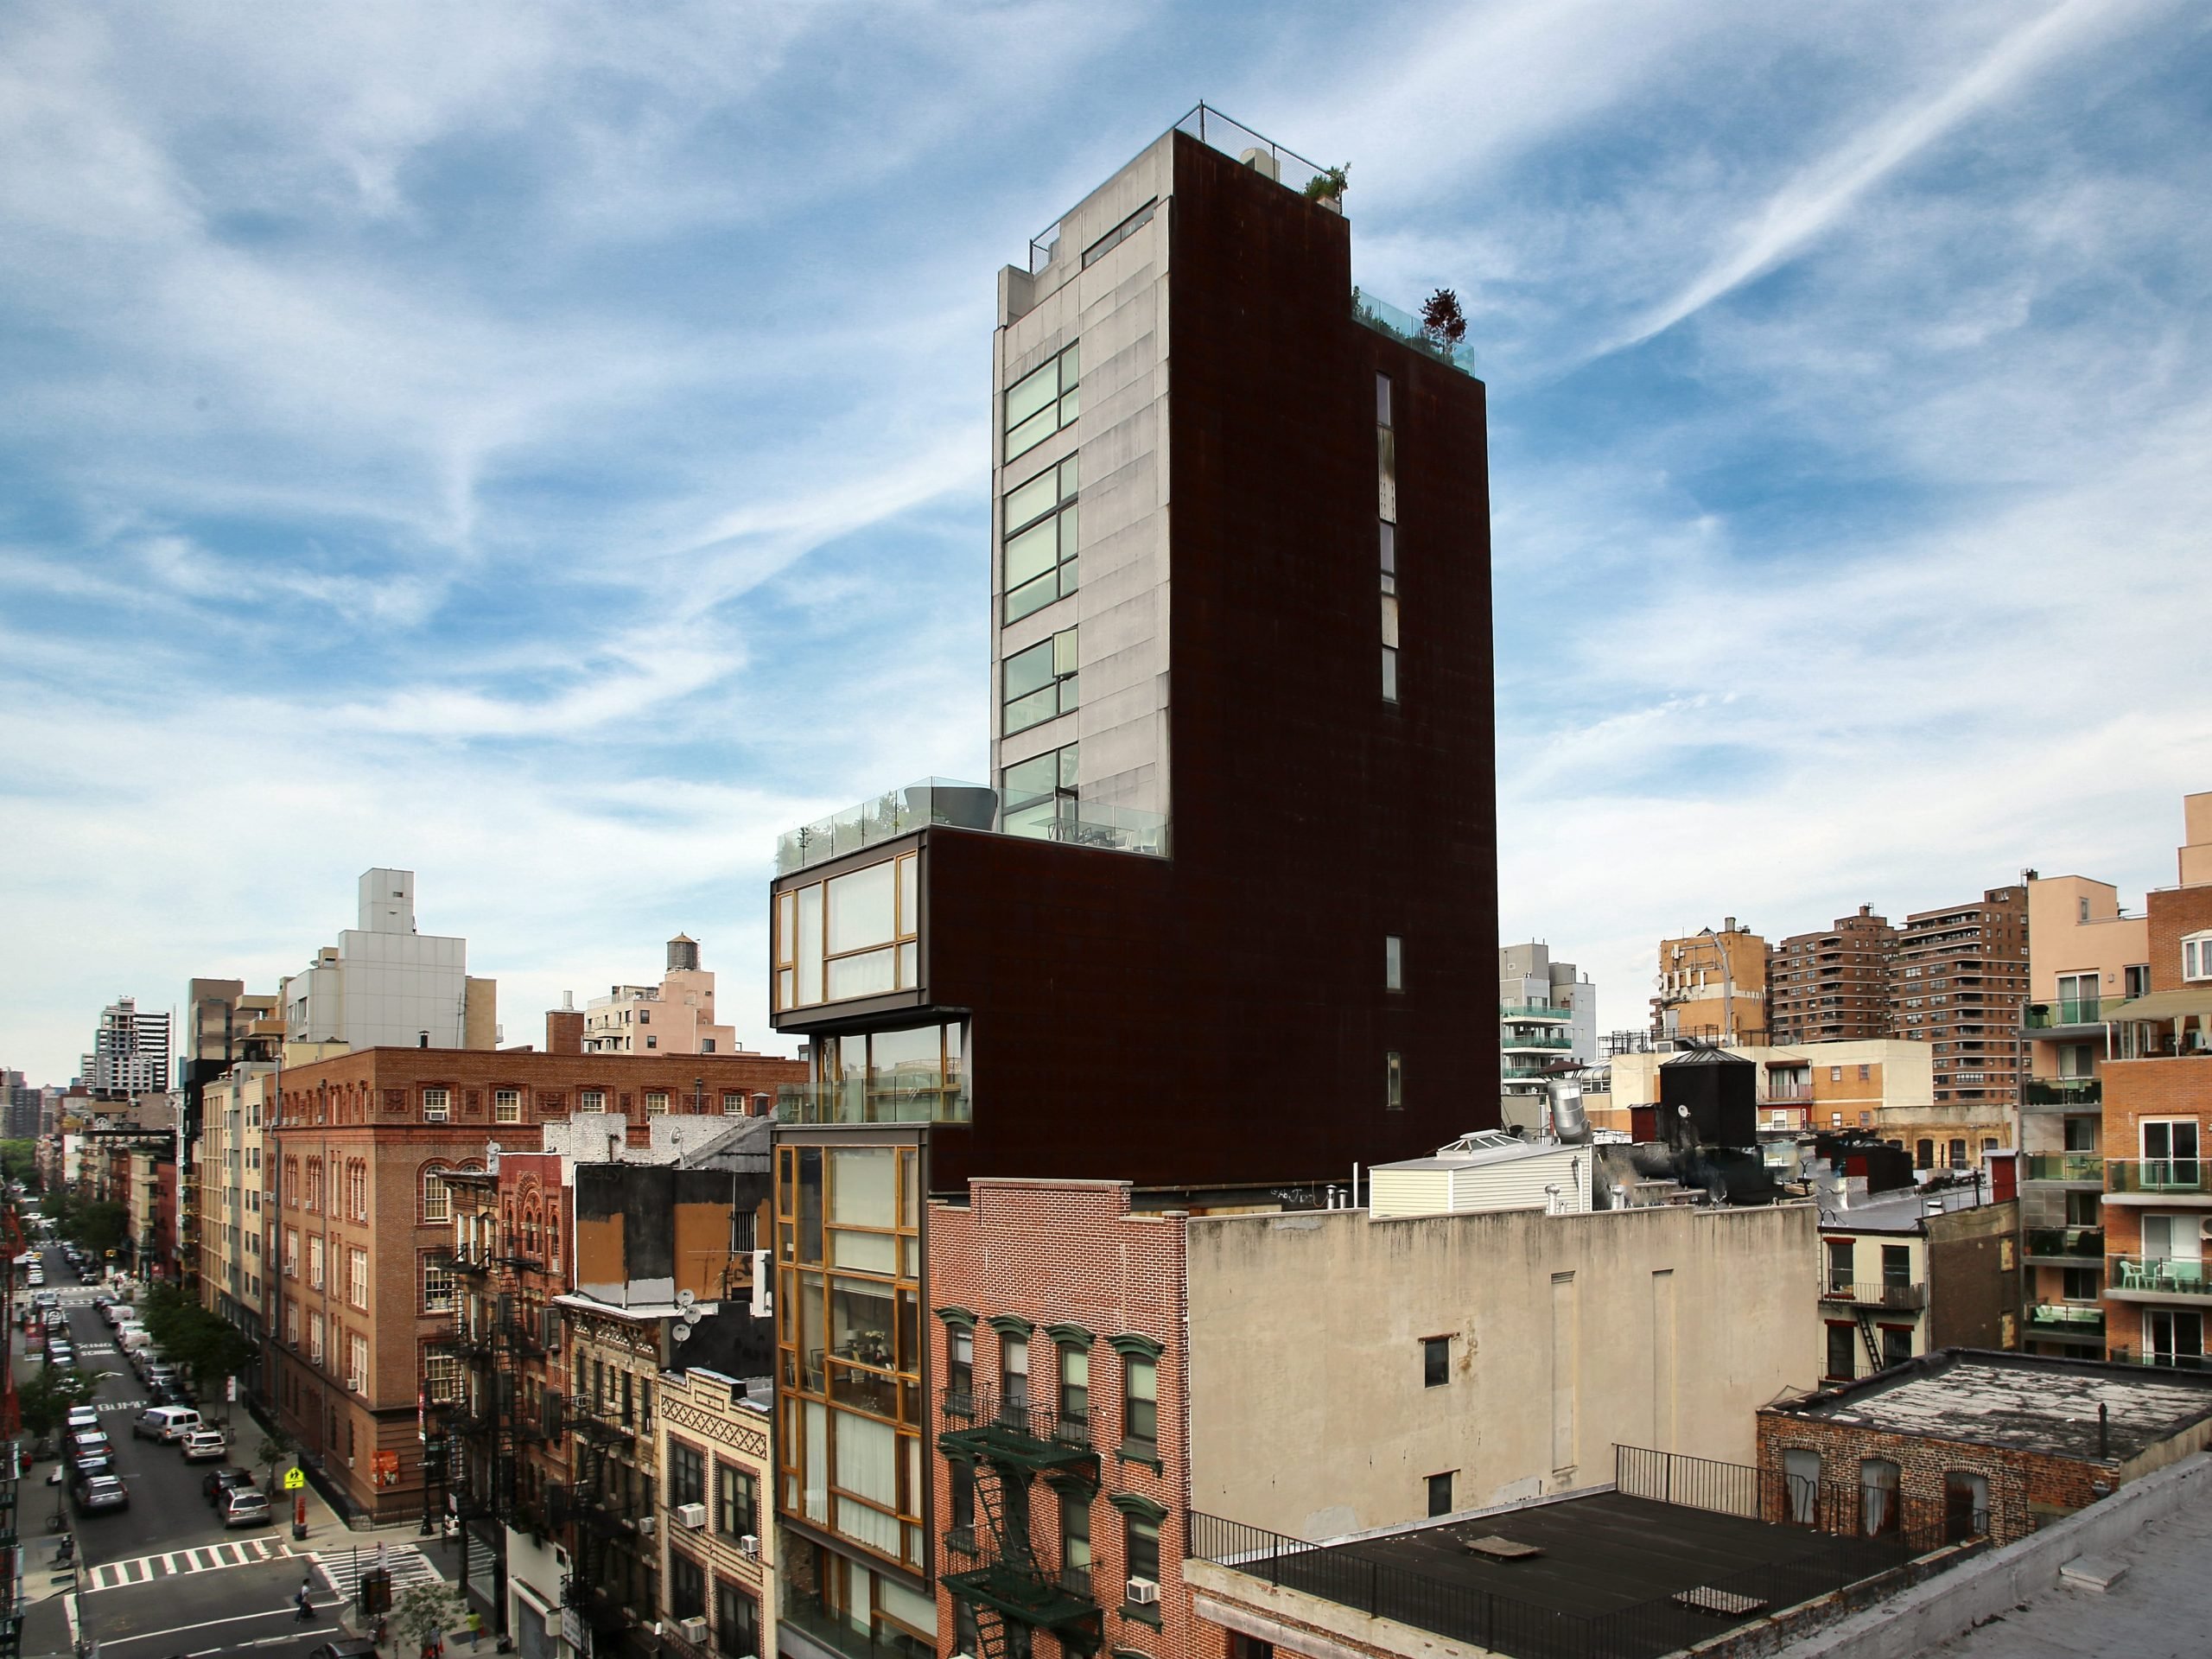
[1185,1202,1822,1541]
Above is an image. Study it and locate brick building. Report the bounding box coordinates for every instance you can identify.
[1758,1348,2212,1544]
[1768,906,1896,1046]
[269,1022,800,1521]
[1889,887,2030,1111]
[653,1365,775,1659]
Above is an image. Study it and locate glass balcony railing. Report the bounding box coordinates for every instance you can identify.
[777,1071,971,1126]
[1499,1033,1574,1050]
[2109,1255,2212,1294]
[1498,1001,1573,1021]
[776,777,1166,875]
[2024,1154,2105,1182]
[1352,289,1477,375]
[2024,999,2105,1029]
[2109,1159,2212,1195]
[2022,1077,2101,1107]
[2024,1227,2103,1261]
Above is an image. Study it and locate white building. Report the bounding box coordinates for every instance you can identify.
[1498,943,1597,1106]
[81,997,172,1098]
[281,868,495,1052]
[582,933,744,1055]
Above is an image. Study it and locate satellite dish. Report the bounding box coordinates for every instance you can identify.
[676,1289,696,1308]
[671,1324,692,1344]
[683,1305,703,1325]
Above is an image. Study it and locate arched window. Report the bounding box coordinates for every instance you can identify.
[305,1159,322,1212]
[283,1157,301,1209]
[422,1163,453,1226]
[347,1160,369,1222]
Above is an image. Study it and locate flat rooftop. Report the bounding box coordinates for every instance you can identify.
[1198,1489,1915,1659]
[1768,1349,2212,1461]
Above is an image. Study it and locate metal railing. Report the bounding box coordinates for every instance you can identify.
[2022,1077,2101,1106]
[1352,289,1478,375]
[776,777,1166,875]
[2024,1000,2104,1029]
[2108,1159,2212,1195]
[2023,1227,2102,1260]
[2023,1154,2104,1182]
[1499,1033,1575,1051]
[2105,1344,2209,1370]
[938,1386,1093,1452]
[2109,1255,2212,1294]
[1818,1281,1928,1311]
[2025,1302,2105,1334]
[1499,1002,1574,1021]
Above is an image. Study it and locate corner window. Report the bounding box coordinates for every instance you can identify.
[1422,1336,1449,1388]
[1003,455,1080,622]
[1004,628,1078,735]
[1003,742,1078,840]
[1385,935,1404,993]
[1005,344,1080,461]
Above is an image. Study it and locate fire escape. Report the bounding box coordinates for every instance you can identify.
[437,1212,558,1529]
[560,1372,643,1648]
[938,1389,1103,1659]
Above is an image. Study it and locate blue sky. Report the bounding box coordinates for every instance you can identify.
[3,0,2209,1084]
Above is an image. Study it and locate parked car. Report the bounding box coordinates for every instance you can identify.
[202,1466,256,1505]
[72,1452,115,1484]
[180,1429,227,1463]
[92,1294,115,1320]
[75,1475,129,1513]
[306,1640,380,1659]
[47,1344,74,1367]
[67,1432,111,1465]
[32,1291,58,1310]
[221,1489,272,1529]
[64,1406,99,1434]
[134,1407,201,1444]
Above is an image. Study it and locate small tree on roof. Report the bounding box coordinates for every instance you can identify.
[1419,288,1468,353]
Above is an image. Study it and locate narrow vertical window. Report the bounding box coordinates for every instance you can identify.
[1377,372,1399,702]
[1386,1051,1403,1111]
[1385,934,1404,992]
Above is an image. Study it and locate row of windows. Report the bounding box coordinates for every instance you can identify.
[1378,372,1399,702]
[279,1083,759,1126]
[944,1324,1160,1460]
[664,1437,762,1539]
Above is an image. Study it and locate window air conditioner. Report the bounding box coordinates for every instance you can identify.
[677,1502,708,1529]
[738,1534,760,1557]
[680,1618,709,1644]
[1125,1578,1160,1606]
[638,1514,657,1535]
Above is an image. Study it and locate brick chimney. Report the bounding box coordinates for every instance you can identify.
[546,1008,584,1055]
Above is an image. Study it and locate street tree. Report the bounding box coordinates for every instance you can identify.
[389,1580,467,1653]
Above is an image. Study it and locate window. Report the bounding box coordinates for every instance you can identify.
[1378,372,1399,700]
[1082,197,1156,267]
[1782,1448,1821,1524]
[348,1248,369,1310]
[1880,1244,1910,1289]
[1059,1343,1089,1427]
[1826,1240,1853,1293]
[669,1552,706,1622]
[645,1090,670,1116]
[1002,742,1079,840]
[423,1166,452,1224]
[581,1090,606,1112]
[423,1087,450,1122]
[717,1462,758,1539]
[2063,1266,2101,1301]
[1123,1510,1160,1592]
[347,1333,369,1394]
[1825,1323,1856,1382]
[285,1299,299,1347]
[495,1089,522,1124]
[1382,595,1400,701]
[1003,627,1078,735]
[1122,1354,1157,1458]
[1944,1472,1991,1542]
[2184,933,2212,982]
[1003,454,1080,622]
[1426,1471,1455,1517]
[1859,1459,1900,1535]
[1948,1139,1967,1168]
[1004,343,1079,461]
[1386,1051,1403,1111]
[425,1351,461,1402]
[2127,963,2152,997]
[949,1328,974,1403]
[346,1160,367,1222]
[308,1312,324,1364]
[722,1092,746,1116]
[308,1234,324,1290]
[715,1581,760,1659]
[305,1158,321,1211]
[283,1228,300,1279]
[1385,935,1404,993]
[1859,1065,1872,1080]
[646,1035,658,1049]
[1914,1139,1934,1171]
[1002,1334,1029,1411]
[1830,1066,1842,1083]
[670,1439,706,1510]
[423,1256,455,1313]
[1422,1336,1450,1388]
[1880,1325,1913,1368]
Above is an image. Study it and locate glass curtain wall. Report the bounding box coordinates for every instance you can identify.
[777,1143,927,1573]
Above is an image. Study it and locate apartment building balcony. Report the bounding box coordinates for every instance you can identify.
[1818,1281,1928,1313]
[2104,1345,2211,1372]
[776,777,1166,876]
[2021,1077,2101,1110]
[1351,287,1478,375]
[427,1245,492,1279]
[941,1555,1103,1656]
[1498,1001,1573,1022]
[938,1389,1098,1480]
[2022,1154,2104,1185]
[2024,1303,2106,1344]
[2024,999,2105,1034]
[2023,1227,2103,1265]
[2107,1255,2212,1304]
[2106,1160,2212,1205]
[1498,1033,1574,1052]
[777,1070,971,1127]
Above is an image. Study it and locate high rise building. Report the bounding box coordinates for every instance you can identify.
[583,933,745,1055]
[1888,887,2030,1109]
[1768,906,1897,1045]
[766,108,1497,1659]
[1650,920,1768,1046]
[280,868,498,1054]
[1,1068,35,1140]
[1497,943,1596,1114]
[81,996,172,1098]
[176,977,283,1297]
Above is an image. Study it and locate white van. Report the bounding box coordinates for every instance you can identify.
[134,1406,202,1443]
[117,1326,152,1355]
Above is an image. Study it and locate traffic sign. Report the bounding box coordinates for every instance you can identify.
[283,1466,306,1491]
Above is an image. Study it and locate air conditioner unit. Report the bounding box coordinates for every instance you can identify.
[639,1514,657,1535]
[1125,1577,1160,1605]
[680,1618,709,1644]
[738,1534,760,1557]
[676,1502,708,1529]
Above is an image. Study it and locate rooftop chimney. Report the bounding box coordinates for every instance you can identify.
[1723,916,1737,933]
[547,1008,585,1056]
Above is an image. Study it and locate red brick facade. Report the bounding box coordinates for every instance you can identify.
[1756,1412,2089,1543]
[268,1044,800,1520]
[2146,884,2212,994]
[927,1180,1191,1659]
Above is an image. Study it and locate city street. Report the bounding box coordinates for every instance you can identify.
[10,1244,414,1659]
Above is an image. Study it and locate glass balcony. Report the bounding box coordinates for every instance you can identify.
[2023,1227,2103,1261]
[2024,1303,2105,1339]
[776,1069,971,1126]
[2022,1077,2101,1107]
[2109,1255,2212,1296]
[2023,1154,2105,1183]
[776,778,1166,875]
[2108,1159,2212,1196]
[1498,1033,1574,1051]
[1351,289,1477,375]
[2024,999,2104,1030]
[1498,1001,1573,1021]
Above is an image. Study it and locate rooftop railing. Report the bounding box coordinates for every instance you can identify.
[775,778,1166,876]
[1352,289,1478,377]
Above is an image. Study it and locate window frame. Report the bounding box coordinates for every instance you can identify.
[1003,344,1080,462]
[715,1460,758,1540]
[1422,1335,1450,1389]
[1002,454,1081,623]
[1002,627,1079,736]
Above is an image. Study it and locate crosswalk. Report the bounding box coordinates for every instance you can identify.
[82,1535,293,1591]
[314,1541,446,1600]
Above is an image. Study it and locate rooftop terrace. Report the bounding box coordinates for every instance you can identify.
[773,776,1166,876]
